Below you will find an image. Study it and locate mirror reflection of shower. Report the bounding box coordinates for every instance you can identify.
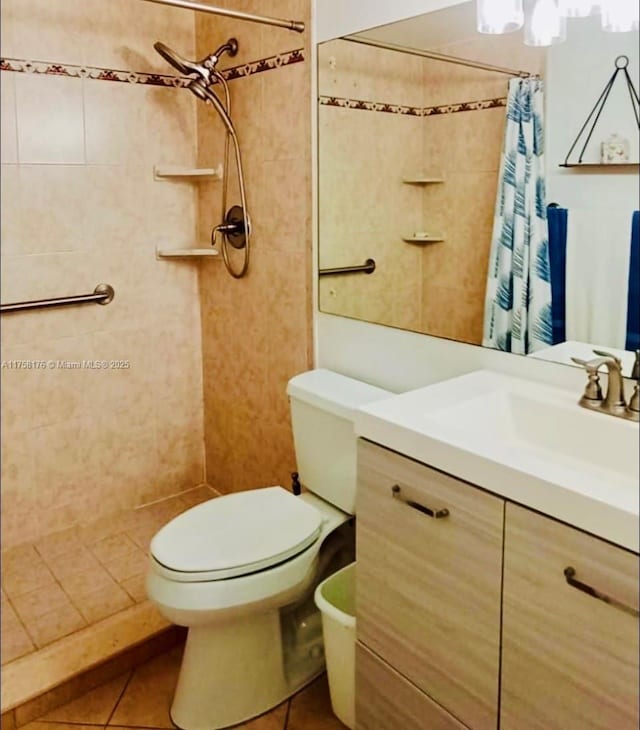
[154,39,251,278]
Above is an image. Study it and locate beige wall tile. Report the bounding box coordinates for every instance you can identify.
[15,75,85,165]
[261,62,308,163]
[1,74,18,164]
[318,38,422,109]
[83,82,146,166]
[13,165,90,255]
[82,166,152,252]
[81,0,194,73]
[0,166,20,256]
[143,87,197,168]
[252,158,310,252]
[0,0,88,65]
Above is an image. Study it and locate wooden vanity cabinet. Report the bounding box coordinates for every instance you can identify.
[355,440,640,730]
[356,440,504,730]
[501,503,639,730]
[356,643,467,730]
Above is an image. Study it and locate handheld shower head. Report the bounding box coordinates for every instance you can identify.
[188,78,236,138]
[154,42,204,77]
[154,39,239,86]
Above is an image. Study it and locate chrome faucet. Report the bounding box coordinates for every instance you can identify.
[572,350,639,422]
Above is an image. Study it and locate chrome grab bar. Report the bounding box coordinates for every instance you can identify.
[1,284,115,314]
[319,258,376,277]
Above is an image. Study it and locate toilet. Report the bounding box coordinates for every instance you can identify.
[146,369,390,730]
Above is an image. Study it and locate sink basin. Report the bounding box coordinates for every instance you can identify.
[355,370,639,551]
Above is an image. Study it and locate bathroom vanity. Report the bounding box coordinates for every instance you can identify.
[353,371,639,730]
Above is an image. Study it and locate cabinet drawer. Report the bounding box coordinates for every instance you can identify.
[501,503,639,730]
[356,440,503,730]
[356,643,467,730]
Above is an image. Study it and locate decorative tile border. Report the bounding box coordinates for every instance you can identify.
[319,94,507,117]
[225,48,304,81]
[423,97,507,115]
[0,57,188,88]
[0,48,304,87]
[319,96,422,117]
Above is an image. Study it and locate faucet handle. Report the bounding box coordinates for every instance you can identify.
[571,357,603,402]
[592,349,623,369]
[632,350,640,381]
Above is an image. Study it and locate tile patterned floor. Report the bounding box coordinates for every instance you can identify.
[21,645,347,730]
[1,487,217,665]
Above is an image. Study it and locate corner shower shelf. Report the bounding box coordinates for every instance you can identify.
[153,165,223,180]
[402,234,444,244]
[402,176,444,185]
[156,247,220,259]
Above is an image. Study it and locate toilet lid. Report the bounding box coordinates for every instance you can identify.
[150,487,323,580]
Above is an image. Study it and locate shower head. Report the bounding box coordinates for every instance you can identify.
[154,42,203,77]
[154,39,238,86]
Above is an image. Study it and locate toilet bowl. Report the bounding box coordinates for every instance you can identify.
[146,369,390,730]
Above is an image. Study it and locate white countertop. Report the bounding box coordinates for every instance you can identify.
[355,370,639,552]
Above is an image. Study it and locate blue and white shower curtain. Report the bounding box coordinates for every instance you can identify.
[482,78,553,355]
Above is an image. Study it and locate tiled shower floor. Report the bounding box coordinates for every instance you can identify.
[1,486,217,666]
[21,644,346,729]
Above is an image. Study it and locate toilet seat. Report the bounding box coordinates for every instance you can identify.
[150,486,323,582]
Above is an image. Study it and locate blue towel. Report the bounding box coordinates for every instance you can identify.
[626,211,640,351]
[547,206,568,345]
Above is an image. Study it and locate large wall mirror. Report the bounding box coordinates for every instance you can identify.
[317,1,639,374]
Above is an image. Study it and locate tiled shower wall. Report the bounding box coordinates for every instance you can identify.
[195,0,313,494]
[318,39,425,333]
[0,0,206,548]
[318,36,544,345]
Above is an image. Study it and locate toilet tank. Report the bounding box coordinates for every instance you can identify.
[287,369,391,514]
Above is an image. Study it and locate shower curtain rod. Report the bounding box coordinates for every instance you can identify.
[343,35,534,79]
[138,0,304,32]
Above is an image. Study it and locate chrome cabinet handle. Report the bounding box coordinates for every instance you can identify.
[563,567,639,617]
[391,485,449,519]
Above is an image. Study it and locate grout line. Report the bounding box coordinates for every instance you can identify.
[104,725,180,730]
[283,699,291,730]
[36,722,104,727]
[104,668,135,727]
[4,591,38,654]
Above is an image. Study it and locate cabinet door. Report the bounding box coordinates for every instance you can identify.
[356,643,467,730]
[501,503,639,730]
[356,440,504,730]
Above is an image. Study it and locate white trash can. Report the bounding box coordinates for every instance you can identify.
[314,562,356,729]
